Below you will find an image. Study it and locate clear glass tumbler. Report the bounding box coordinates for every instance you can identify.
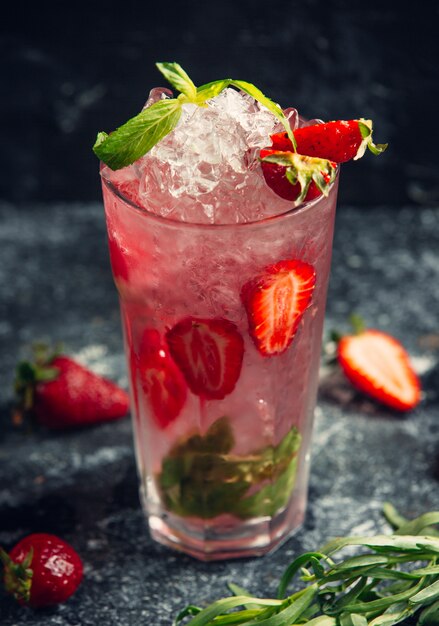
[101,168,339,560]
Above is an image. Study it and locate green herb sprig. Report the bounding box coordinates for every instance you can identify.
[175,506,439,626]
[93,62,295,170]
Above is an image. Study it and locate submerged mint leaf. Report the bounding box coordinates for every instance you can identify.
[156,62,197,101]
[93,98,182,170]
[157,418,301,520]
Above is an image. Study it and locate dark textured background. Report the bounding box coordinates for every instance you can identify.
[1,2,439,624]
[2,0,439,206]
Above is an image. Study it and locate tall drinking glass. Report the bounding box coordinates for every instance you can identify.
[101,168,339,560]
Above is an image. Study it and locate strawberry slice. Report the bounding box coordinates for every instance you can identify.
[242,260,316,356]
[270,119,387,162]
[166,317,244,400]
[138,328,187,428]
[337,329,421,412]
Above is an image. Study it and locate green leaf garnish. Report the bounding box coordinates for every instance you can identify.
[175,506,439,626]
[156,62,197,101]
[93,98,182,170]
[93,62,295,169]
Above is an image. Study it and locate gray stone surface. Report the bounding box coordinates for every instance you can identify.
[0,202,438,624]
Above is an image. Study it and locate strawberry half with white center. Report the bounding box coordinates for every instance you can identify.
[14,345,130,429]
[242,260,316,356]
[261,119,386,202]
[337,328,421,412]
[138,328,187,428]
[166,317,244,400]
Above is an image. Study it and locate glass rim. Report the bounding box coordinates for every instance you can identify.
[100,164,339,232]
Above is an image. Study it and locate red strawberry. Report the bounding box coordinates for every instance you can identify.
[138,328,187,428]
[242,260,316,356]
[260,148,333,202]
[337,329,421,412]
[270,119,387,162]
[14,346,130,429]
[166,317,244,400]
[1,533,83,608]
[262,119,386,202]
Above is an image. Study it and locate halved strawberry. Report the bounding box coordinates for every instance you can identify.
[138,328,187,428]
[166,317,244,400]
[270,119,387,162]
[242,260,316,356]
[260,148,334,202]
[262,119,386,202]
[337,329,421,412]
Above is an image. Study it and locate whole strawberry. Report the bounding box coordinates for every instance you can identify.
[1,533,83,608]
[15,345,130,429]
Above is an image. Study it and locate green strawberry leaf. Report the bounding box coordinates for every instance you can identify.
[93,98,182,170]
[357,119,388,159]
[156,62,197,101]
[263,152,337,203]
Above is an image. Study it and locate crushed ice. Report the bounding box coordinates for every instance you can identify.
[114,88,297,224]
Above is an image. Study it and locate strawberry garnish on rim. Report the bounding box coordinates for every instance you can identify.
[242,260,316,356]
[166,317,244,400]
[138,328,187,428]
[260,148,336,203]
[270,119,387,162]
[337,318,421,412]
[261,119,387,202]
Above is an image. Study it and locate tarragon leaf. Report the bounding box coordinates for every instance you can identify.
[156,62,197,101]
[419,599,439,624]
[339,613,368,626]
[409,580,439,606]
[93,98,182,169]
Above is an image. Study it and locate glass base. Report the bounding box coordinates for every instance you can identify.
[142,489,307,561]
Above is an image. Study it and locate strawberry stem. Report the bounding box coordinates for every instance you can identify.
[349,313,366,335]
[13,344,61,425]
[0,547,33,605]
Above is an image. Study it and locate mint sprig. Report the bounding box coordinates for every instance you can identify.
[93,62,295,170]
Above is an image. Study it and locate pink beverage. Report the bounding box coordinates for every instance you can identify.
[100,86,339,560]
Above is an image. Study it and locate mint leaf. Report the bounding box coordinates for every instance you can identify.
[195,79,233,104]
[156,62,197,101]
[93,98,182,170]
